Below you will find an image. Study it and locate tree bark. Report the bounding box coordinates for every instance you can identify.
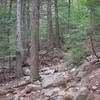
[47,0,54,50]
[30,0,40,81]
[68,0,71,33]
[54,0,60,48]
[16,0,23,78]
[7,0,13,68]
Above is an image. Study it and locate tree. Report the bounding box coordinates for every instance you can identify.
[54,0,60,48]
[68,0,71,33]
[47,0,54,50]
[30,0,40,81]
[16,0,23,78]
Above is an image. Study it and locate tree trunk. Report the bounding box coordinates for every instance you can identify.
[47,0,54,50]
[77,0,80,21]
[30,0,40,81]
[68,0,71,33]
[54,0,60,48]
[8,0,13,68]
[16,0,23,78]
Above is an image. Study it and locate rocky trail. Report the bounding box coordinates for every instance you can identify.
[0,50,100,100]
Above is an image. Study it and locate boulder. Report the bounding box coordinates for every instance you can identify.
[42,74,66,88]
[74,87,89,100]
[25,84,41,93]
[64,86,89,100]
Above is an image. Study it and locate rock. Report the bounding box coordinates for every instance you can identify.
[53,74,66,87]
[25,84,41,93]
[70,68,79,76]
[0,89,8,95]
[42,87,60,97]
[24,76,31,84]
[70,68,76,73]
[19,97,24,100]
[39,50,47,55]
[74,87,89,100]
[54,63,67,72]
[42,89,55,97]
[34,80,41,85]
[40,67,50,72]
[14,93,21,100]
[87,93,95,100]
[96,52,100,57]
[64,86,89,100]
[42,74,66,88]
[7,96,14,100]
[55,96,64,100]
[42,75,54,88]
[87,55,98,63]
[64,96,73,100]
[64,88,78,100]
[92,86,98,91]
[23,67,30,76]
[96,89,100,94]
[75,71,86,81]
[20,90,26,97]
[40,69,55,75]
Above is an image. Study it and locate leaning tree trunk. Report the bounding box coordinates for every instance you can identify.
[16,0,23,78]
[30,0,40,81]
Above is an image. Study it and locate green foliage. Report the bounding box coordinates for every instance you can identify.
[0,0,100,64]
[70,46,85,62]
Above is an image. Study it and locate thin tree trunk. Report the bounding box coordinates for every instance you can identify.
[30,0,40,81]
[54,0,60,48]
[16,0,23,78]
[77,0,80,22]
[89,36,100,62]
[26,0,31,56]
[47,0,54,50]
[8,0,13,68]
[68,0,71,33]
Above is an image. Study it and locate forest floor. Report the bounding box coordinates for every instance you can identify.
[0,49,100,100]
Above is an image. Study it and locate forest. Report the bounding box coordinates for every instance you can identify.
[0,0,100,100]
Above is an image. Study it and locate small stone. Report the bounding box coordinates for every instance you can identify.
[23,67,30,76]
[24,76,31,84]
[75,71,86,81]
[92,86,97,91]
